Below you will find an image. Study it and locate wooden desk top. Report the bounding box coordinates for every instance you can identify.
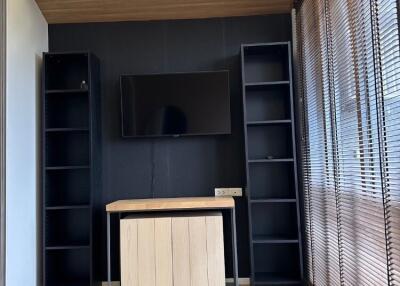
[106,197,235,213]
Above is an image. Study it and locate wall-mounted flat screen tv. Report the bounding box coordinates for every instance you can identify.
[120,71,231,138]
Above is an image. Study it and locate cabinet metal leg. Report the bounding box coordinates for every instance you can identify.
[231,208,239,286]
[107,212,111,286]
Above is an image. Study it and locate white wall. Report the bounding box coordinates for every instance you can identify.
[6,0,48,285]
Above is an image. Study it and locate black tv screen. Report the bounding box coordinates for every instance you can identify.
[120,71,231,137]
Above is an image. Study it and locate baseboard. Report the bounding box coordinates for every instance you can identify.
[101,278,250,285]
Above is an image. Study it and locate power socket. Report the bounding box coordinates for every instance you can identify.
[215,188,243,197]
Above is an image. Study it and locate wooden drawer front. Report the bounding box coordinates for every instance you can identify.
[120,212,225,286]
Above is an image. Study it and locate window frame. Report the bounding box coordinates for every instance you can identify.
[0,0,6,285]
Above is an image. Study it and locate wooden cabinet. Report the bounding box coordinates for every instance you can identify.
[120,212,225,286]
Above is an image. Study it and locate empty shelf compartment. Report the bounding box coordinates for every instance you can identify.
[246,85,291,122]
[253,244,301,284]
[45,53,89,90]
[247,125,293,160]
[45,92,89,129]
[46,132,89,167]
[249,162,295,200]
[45,208,90,247]
[251,203,298,240]
[46,169,90,207]
[45,248,90,286]
[243,44,289,83]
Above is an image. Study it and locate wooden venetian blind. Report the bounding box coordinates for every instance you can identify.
[296,0,400,285]
[297,0,341,284]
[373,0,400,284]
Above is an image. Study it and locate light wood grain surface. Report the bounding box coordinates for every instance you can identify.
[155,217,173,286]
[138,218,156,286]
[120,219,138,286]
[172,217,191,286]
[106,197,234,213]
[121,212,225,286]
[206,215,225,286]
[35,0,293,24]
[189,216,209,286]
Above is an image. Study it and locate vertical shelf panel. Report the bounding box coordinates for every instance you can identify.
[241,42,303,285]
[42,52,100,286]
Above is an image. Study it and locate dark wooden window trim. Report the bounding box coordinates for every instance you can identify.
[0,0,6,285]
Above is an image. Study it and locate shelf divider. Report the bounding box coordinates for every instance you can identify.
[245,81,290,88]
[247,120,291,126]
[45,245,90,251]
[250,199,297,203]
[45,88,88,94]
[252,235,299,244]
[46,205,91,210]
[248,158,294,163]
[45,128,89,132]
[45,165,90,171]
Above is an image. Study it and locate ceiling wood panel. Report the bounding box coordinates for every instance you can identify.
[35,0,293,24]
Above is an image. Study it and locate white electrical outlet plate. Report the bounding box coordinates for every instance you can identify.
[215,187,243,197]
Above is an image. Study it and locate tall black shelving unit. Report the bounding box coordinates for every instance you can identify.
[42,52,101,286]
[241,42,303,285]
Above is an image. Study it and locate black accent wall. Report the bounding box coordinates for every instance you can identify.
[49,14,291,278]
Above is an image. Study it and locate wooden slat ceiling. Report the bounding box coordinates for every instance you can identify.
[35,0,293,24]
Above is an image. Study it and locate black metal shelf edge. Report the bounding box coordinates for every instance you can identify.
[245,81,290,87]
[46,283,90,286]
[45,165,90,170]
[254,281,301,285]
[45,245,90,251]
[248,158,294,163]
[247,120,292,126]
[251,199,297,203]
[44,50,90,56]
[45,88,89,94]
[46,205,90,210]
[45,128,89,132]
[242,42,290,48]
[252,236,299,244]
